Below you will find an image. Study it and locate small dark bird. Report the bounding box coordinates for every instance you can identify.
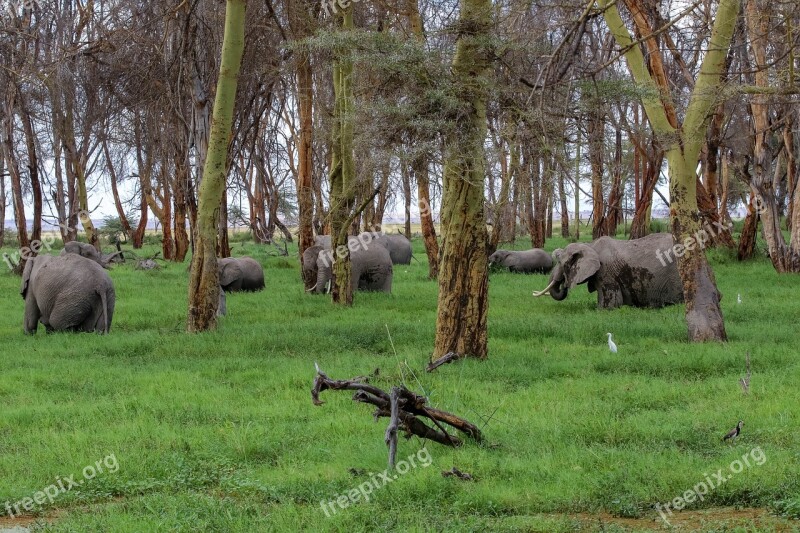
[723,420,744,443]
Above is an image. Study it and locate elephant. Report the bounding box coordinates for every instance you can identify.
[311,244,393,294]
[302,245,324,289]
[21,254,116,334]
[61,241,122,267]
[489,248,553,273]
[314,233,412,265]
[373,234,413,265]
[218,257,265,292]
[532,233,684,309]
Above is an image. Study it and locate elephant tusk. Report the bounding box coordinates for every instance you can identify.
[532,278,557,297]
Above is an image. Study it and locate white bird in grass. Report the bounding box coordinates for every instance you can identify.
[737,293,742,304]
[607,333,618,353]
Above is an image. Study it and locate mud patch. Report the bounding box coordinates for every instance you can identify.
[562,507,795,531]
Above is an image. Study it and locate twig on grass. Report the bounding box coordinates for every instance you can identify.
[442,467,474,481]
[739,351,751,394]
[426,351,461,372]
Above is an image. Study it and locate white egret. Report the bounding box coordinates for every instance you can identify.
[737,293,742,304]
[607,333,618,353]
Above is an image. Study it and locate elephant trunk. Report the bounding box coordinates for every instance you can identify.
[533,272,568,300]
[549,281,568,301]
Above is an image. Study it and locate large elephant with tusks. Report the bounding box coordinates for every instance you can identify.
[532,234,684,309]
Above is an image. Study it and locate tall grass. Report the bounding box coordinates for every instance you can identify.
[0,235,798,531]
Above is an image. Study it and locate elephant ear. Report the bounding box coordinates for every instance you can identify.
[20,257,34,298]
[565,246,600,288]
[219,261,240,289]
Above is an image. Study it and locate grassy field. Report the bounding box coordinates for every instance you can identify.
[0,232,799,532]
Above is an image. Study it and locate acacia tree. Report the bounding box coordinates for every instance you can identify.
[599,0,739,341]
[431,0,492,363]
[328,4,356,306]
[187,0,247,332]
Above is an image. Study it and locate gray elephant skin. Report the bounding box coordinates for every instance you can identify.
[375,234,412,265]
[533,233,683,309]
[489,249,552,273]
[302,245,324,288]
[61,241,123,267]
[313,232,412,265]
[218,257,265,292]
[21,254,116,334]
[312,245,393,294]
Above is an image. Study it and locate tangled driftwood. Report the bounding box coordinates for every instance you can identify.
[312,366,482,467]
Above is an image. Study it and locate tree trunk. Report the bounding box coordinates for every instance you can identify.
[720,151,732,227]
[738,191,759,260]
[0,150,6,248]
[489,142,513,253]
[744,0,794,272]
[601,0,736,341]
[588,106,605,239]
[784,118,800,266]
[431,0,491,363]
[329,4,356,306]
[574,138,580,240]
[187,0,247,332]
[173,151,190,262]
[18,102,41,245]
[2,88,29,254]
[402,163,412,239]
[103,139,134,242]
[530,154,545,248]
[414,155,439,279]
[217,188,231,258]
[559,168,570,238]
[295,41,315,278]
[600,128,623,236]
[630,145,663,239]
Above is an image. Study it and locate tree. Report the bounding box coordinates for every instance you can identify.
[187,0,247,332]
[599,0,738,341]
[327,4,356,306]
[431,0,492,362]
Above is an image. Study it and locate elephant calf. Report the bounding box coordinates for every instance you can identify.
[219,257,265,292]
[61,241,122,267]
[489,249,553,273]
[21,254,116,334]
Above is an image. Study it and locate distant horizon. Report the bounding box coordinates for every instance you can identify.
[4,206,753,233]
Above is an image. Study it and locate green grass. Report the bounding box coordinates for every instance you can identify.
[0,234,798,532]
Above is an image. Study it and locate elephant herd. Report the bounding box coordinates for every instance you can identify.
[18,232,684,335]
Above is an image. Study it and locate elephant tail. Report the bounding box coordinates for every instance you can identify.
[98,289,110,334]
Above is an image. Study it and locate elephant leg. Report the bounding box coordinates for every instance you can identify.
[382,267,393,292]
[597,286,624,309]
[23,297,41,334]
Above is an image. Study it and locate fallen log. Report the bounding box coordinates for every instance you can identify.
[311,366,482,464]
